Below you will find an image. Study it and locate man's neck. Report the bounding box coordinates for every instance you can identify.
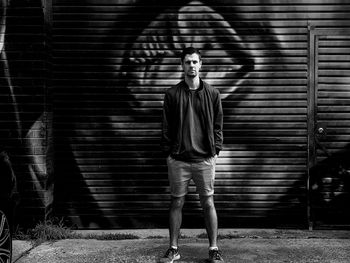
[185,76,200,90]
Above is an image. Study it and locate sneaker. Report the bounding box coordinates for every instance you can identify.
[159,247,181,263]
[208,249,224,262]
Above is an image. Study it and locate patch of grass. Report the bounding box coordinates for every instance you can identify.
[30,218,72,244]
[30,218,72,241]
[13,218,140,243]
[13,218,72,245]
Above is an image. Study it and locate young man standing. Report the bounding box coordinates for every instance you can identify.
[160,47,224,263]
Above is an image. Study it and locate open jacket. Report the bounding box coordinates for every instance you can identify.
[161,79,223,157]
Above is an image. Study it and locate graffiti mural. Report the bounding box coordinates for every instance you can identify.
[0,0,51,227]
[52,0,303,228]
[51,0,350,228]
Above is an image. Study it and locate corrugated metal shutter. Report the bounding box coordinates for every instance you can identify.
[52,0,350,229]
[310,30,350,228]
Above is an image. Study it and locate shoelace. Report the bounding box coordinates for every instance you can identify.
[165,248,178,258]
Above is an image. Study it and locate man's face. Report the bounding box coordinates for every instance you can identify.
[181,53,202,78]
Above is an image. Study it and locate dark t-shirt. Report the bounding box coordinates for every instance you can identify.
[176,87,211,162]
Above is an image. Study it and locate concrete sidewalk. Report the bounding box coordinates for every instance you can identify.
[12,229,350,263]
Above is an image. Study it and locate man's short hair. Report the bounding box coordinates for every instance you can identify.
[180,47,201,62]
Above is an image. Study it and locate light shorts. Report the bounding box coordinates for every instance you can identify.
[166,155,217,197]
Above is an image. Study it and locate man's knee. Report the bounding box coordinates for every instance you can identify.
[171,196,185,210]
[200,195,215,211]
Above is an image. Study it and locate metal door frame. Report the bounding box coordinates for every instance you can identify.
[308,26,350,229]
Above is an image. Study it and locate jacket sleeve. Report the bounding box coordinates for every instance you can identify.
[161,91,172,156]
[214,89,223,155]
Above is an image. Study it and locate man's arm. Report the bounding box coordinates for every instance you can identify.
[213,90,223,155]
